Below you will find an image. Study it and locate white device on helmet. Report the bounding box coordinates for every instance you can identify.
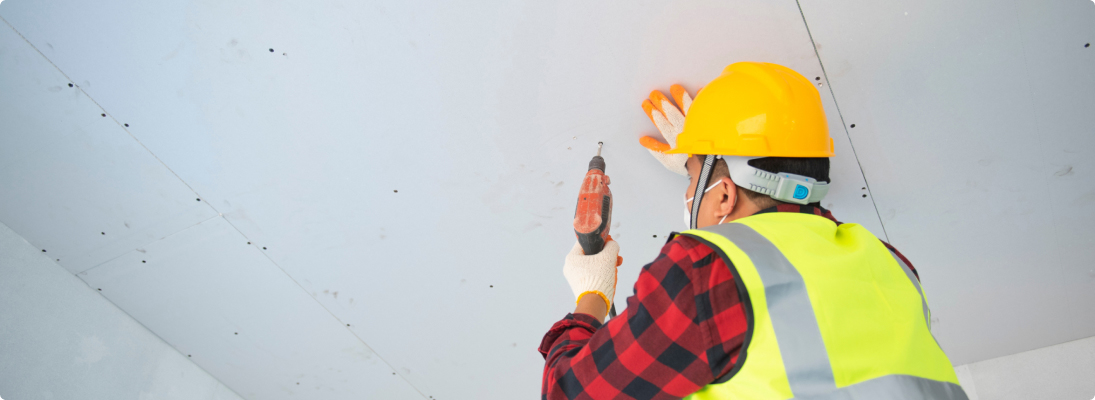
[723,156,829,205]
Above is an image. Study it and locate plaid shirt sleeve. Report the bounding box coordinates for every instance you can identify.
[539,236,747,400]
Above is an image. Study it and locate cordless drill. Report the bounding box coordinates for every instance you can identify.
[573,142,617,318]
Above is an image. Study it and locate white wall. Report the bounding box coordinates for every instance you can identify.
[955,335,1095,400]
[0,222,243,400]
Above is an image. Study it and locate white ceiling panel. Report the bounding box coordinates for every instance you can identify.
[0,1,890,398]
[7,0,1088,398]
[0,20,217,274]
[798,0,1095,364]
[79,216,422,399]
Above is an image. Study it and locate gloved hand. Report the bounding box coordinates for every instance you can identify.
[639,85,697,176]
[563,239,622,314]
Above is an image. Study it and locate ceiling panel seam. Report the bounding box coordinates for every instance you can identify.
[0,14,214,215]
[0,17,250,400]
[215,216,432,399]
[90,280,250,400]
[2,15,429,399]
[0,217,248,400]
[792,0,891,243]
[73,213,224,275]
[2,16,223,276]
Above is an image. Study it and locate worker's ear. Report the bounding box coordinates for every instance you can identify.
[715,176,736,218]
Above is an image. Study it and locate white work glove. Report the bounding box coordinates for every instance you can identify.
[639,85,697,176]
[563,240,622,313]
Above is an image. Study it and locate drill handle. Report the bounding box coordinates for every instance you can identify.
[576,195,611,255]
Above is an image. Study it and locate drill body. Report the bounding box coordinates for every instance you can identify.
[573,149,617,318]
[574,155,612,255]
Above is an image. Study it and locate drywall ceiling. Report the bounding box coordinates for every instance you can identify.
[1,0,1092,399]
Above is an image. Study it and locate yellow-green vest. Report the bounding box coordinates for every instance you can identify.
[681,212,967,400]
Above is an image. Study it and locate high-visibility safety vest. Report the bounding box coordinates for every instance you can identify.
[680,212,967,400]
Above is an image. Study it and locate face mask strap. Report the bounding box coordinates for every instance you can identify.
[689,155,718,230]
[684,181,722,204]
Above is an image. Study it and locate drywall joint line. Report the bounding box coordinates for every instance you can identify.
[217,215,433,400]
[1,15,217,275]
[0,15,219,221]
[1,15,430,400]
[792,0,891,242]
[0,16,251,400]
[74,213,224,276]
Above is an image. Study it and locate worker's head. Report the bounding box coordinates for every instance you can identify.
[684,156,830,228]
[671,62,835,229]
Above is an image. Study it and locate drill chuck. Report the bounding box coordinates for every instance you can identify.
[588,156,605,172]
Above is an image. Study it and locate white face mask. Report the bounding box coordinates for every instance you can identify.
[684,181,728,230]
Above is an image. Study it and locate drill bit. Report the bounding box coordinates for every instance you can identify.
[589,142,606,172]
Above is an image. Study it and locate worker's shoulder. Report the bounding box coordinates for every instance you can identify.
[651,233,721,266]
[663,232,713,250]
[879,240,919,278]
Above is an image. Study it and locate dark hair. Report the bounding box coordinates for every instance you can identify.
[710,157,830,208]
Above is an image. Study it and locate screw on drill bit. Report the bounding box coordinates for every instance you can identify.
[589,142,606,172]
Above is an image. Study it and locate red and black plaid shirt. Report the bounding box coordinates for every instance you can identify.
[539,205,917,400]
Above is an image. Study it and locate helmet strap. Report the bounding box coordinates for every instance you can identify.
[689,155,719,230]
[723,156,830,205]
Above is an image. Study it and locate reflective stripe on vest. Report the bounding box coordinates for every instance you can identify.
[719,223,836,395]
[683,215,966,400]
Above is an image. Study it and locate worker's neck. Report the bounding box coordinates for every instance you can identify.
[719,197,766,225]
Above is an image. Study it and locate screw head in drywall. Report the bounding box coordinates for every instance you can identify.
[489,285,493,288]
[269,48,274,52]
[41,249,46,252]
[124,123,129,127]
[262,247,267,250]
[247,241,251,245]
[850,124,856,128]
[68,83,73,87]
[234,332,238,335]
[862,194,867,198]
[815,76,821,81]
[393,190,398,193]
[101,113,106,117]
[142,260,146,263]
[188,355,191,357]
[1086,43,1091,48]
[346,324,350,327]
[196,198,201,201]
[98,288,101,291]
[101,232,105,235]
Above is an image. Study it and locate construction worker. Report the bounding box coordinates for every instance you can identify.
[540,62,968,399]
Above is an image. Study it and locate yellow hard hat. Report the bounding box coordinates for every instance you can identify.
[667,62,834,157]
